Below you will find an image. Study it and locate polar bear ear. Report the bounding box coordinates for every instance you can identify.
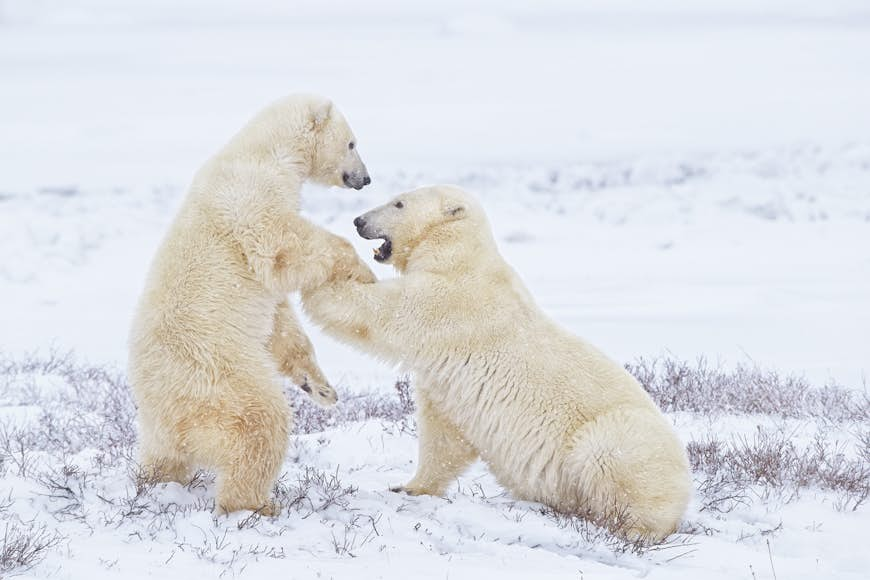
[311,100,333,130]
[443,204,466,220]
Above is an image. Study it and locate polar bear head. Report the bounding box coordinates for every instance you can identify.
[306,97,371,190]
[353,185,490,272]
[242,94,371,190]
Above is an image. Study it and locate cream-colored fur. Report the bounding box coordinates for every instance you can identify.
[302,185,691,541]
[128,94,374,514]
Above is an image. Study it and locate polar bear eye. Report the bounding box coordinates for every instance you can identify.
[394,201,404,209]
[348,142,355,150]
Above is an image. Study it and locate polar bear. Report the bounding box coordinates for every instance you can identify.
[128,94,375,514]
[301,185,691,541]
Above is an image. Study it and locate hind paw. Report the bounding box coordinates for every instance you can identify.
[300,381,338,407]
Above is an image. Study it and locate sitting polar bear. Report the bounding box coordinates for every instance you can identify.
[129,94,374,514]
[302,185,691,541]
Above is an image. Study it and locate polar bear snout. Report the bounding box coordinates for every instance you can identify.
[353,215,372,234]
[353,214,380,239]
[353,214,393,262]
[342,170,371,190]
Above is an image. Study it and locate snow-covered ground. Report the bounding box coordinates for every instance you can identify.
[1,353,867,580]
[1,1,869,578]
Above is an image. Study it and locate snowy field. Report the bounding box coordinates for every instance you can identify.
[1,0,869,578]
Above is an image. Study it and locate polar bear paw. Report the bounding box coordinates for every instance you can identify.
[216,499,281,518]
[389,483,435,497]
[299,380,338,407]
[329,236,376,284]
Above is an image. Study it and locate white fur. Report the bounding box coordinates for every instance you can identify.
[302,185,691,540]
[128,94,374,514]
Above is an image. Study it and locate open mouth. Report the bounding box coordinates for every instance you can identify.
[372,238,392,262]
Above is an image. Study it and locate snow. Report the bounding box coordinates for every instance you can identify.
[1,0,869,578]
[1,365,866,580]
[3,151,868,386]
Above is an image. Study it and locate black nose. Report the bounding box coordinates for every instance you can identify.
[363,176,371,186]
[353,216,366,228]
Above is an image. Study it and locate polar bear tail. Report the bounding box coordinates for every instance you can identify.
[565,406,691,543]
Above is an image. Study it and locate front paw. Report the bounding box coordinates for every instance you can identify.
[329,237,374,283]
[348,258,376,284]
[333,255,374,284]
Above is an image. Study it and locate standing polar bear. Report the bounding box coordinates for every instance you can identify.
[129,94,374,514]
[302,185,691,541]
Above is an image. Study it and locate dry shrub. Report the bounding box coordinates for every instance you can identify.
[689,427,869,511]
[538,504,696,558]
[627,356,868,422]
[0,351,136,468]
[272,466,358,516]
[290,377,415,434]
[0,519,65,576]
[1,351,867,566]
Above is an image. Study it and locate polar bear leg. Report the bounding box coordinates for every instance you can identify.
[567,408,689,542]
[136,409,192,484]
[211,381,290,516]
[394,390,478,496]
[139,450,191,485]
[269,300,337,406]
[139,442,192,484]
[241,217,373,297]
